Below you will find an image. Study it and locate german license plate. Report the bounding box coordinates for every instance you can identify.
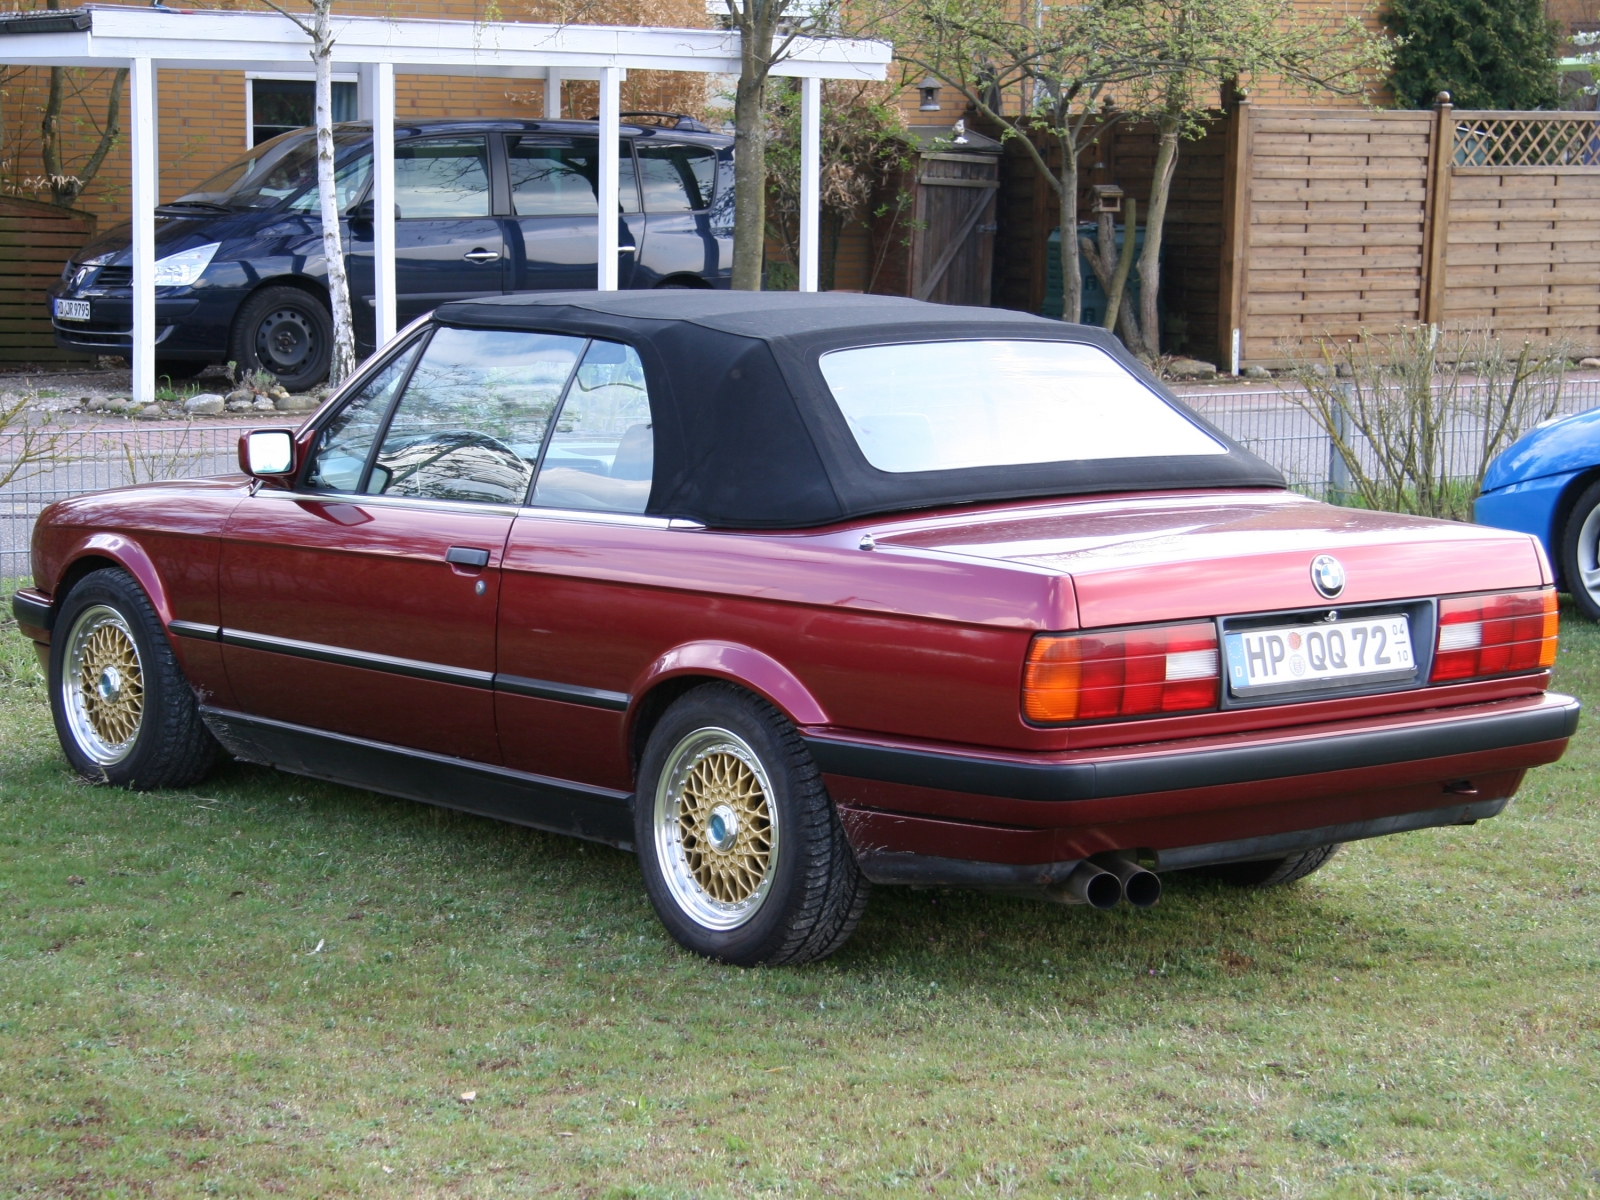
[1224,614,1414,694]
[54,298,90,321]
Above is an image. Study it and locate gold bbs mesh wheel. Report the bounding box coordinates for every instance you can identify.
[653,727,780,930]
[63,604,145,765]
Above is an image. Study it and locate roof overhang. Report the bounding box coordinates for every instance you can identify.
[0,4,891,79]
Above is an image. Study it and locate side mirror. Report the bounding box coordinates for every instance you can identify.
[240,429,296,480]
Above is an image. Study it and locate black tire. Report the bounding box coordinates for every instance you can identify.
[229,284,332,393]
[634,683,869,965]
[49,567,220,790]
[1195,844,1341,888]
[1559,478,1600,621]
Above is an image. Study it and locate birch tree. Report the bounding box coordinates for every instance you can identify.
[257,0,357,384]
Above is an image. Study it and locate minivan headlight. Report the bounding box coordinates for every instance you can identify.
[152,242,220,287]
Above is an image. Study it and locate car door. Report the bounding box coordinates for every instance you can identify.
[387,135,506,324]
[503,133,642,292]
[217,323,585,762]
[632,140,720,286]
[495,337,658,790]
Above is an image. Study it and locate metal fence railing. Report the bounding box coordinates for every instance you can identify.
[4,381,1600,582]
[1,425,240,581]
[1186,377,1600,498]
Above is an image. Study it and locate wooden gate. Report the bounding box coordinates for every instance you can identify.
[870,129,1001,306]
[910,149,1000,305]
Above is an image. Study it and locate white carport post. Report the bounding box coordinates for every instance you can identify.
[545,68,562,119]
[798,75,821,293]
[368,62,396,345]
[129,57,158,406]
[597,65,621,291]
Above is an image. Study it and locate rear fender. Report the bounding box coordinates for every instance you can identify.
[628,641,830,739]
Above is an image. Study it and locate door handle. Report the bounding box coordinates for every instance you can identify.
[445,546,491,569]
[618,243,637,254]
[462,248,501,264]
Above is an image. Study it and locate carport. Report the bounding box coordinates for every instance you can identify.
[0,5,890,402]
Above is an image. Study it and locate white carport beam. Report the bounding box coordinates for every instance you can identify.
[3,9,892,80]
[799,76,820,293]
[597,65,620,291]
[130,56,157,406]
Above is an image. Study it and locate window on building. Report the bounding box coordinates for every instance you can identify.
[251,78,357,147]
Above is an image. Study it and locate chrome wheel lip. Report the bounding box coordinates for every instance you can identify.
[62,604,144,766]
[653,726,780,932]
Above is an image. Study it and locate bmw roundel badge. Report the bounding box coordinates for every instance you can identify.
[1310,554,1345,599]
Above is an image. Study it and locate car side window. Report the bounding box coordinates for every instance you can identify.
[394,137,490,218]
[507,136,640,215]
[530,339,652,514]
[637,143,715,212]
[366,327,587,505]
[287,149,372,213]
[301,338,423,492]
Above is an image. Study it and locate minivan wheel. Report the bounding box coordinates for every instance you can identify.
[230,285,332,392]
[635,684,869,966]
[49,567,220,790]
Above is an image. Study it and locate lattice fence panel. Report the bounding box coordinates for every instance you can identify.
[1454,115,1600,168]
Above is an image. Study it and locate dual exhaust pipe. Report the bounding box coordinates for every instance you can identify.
[1047,854,1161,910]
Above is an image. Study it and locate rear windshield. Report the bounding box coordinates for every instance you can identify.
[171,130,371,211]
[817,340,1226,473]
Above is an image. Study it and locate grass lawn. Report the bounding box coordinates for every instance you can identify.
[1,604,1596,1199]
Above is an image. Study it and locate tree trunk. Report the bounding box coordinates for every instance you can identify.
[1135,112,1181,360]
[731,20,773,292]
[1055,148,1081,324]
[312,19,356,383]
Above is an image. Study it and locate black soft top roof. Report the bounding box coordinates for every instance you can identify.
[432,291,1284,529]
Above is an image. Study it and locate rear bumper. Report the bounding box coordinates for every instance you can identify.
[805,693,1578,802]
[811,692,1578,879]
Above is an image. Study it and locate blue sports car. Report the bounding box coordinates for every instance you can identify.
[1476,408,1600,619]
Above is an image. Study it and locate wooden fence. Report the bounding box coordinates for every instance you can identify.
[0,196,97,366]
[1222,101,1600,368]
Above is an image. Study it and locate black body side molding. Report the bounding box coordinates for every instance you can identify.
[199,707,635,848]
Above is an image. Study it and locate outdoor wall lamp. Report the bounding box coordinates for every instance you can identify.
[919,76,942,111]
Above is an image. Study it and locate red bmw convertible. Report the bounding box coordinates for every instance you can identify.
[11,293,1578,964]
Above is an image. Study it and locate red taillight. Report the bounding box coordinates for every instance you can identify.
[1431,589,1558,682]
[1024,622,1219,723]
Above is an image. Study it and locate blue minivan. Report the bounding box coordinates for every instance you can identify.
[48,116,734,390]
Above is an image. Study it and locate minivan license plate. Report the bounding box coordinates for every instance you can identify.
[53,298,90,322]
[1225,615,1413,693]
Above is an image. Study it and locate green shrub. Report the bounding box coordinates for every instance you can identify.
[1383,0,1561,110]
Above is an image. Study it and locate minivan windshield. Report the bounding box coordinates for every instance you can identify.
[171,130,371,211]
[818,340,1227,473]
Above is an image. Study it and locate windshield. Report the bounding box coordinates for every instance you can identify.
[171,130,371,211]
[818,340,1227,473]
